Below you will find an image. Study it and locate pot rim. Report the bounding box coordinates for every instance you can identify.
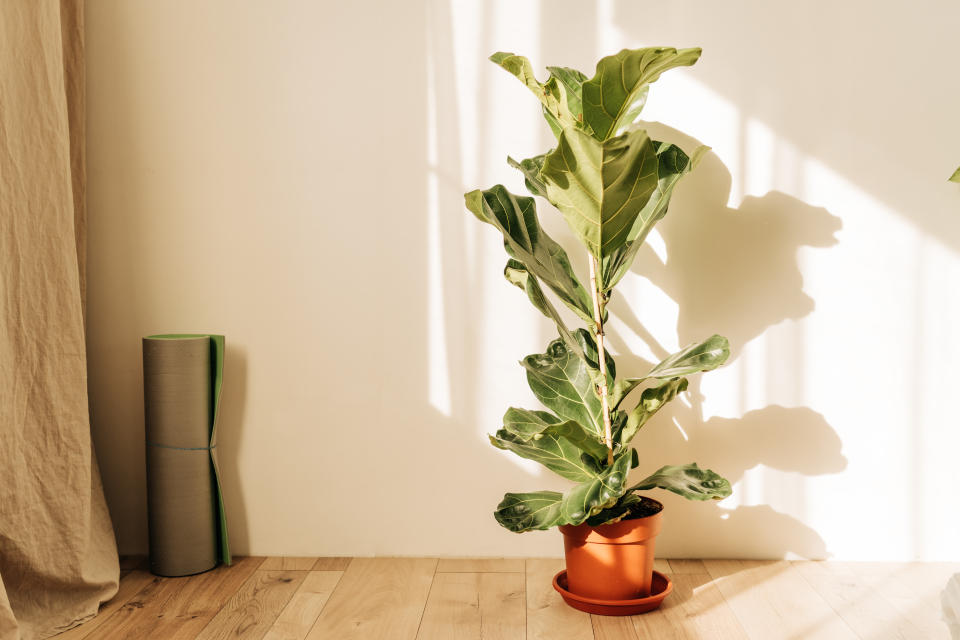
[558,498,664,544]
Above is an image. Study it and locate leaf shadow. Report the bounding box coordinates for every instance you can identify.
[605,123,846,558]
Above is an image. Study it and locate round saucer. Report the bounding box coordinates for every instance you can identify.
[552,569,673,616]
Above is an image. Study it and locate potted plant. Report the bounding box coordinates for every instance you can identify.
[464,47,733,616]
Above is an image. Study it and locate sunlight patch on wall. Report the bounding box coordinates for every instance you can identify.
[447,0,482,187]
[612,272,680,366]
[444,0,549,449]
[425,18,451,416]
[640,74,743,207]
[798,157,928,559]
[915,235,960,558]
[745,119,774,198]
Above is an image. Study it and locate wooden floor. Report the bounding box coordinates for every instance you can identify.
[57,556,957,639]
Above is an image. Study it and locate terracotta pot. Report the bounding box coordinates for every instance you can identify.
[558,499,663,601]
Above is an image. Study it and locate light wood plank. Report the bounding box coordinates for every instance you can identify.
[632,573,748,639]
[305,558,437,640]
[667,559,707,574]
[59,557,960,640]
[792,561,930,640]
[417,572,525,639]
[260,557,320,571]
[525,558,594,640]
[262,571,343,640]
[195,570,306,639]
[478,573,527,640]
[311,557,352,571]
[436,558,525,573]
[89,556,265,639]
[824,562,958,639]
[592,615,638,639]
[56,570,154,639]
[704,560,857,640]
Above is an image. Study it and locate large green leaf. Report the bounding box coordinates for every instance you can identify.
[491,408,609,481]
[489,52,582,136]
[644,334,730,379]
[601,142,709,290]
[561,451,633,522]
[629,463,732,501]
[542,66,592,137]
[494,491,563,533]
[951,167,960,183]
[581,47,701,141]
[490,430,595,482]
[615,377,688,448]
[585,492,644,527]
[521,330,614,439]
[611,334,730,410]
[541,127,659,261]
[500,408,604,459]
[493,451,634,532]
[465,185,593,322]
[546,66,588,118]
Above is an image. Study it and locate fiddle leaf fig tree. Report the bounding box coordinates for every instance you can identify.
[466,47,733,533]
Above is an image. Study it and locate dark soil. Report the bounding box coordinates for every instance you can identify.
[623,496,663,520]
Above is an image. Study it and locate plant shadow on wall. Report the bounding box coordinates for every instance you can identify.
[609,123,847,558]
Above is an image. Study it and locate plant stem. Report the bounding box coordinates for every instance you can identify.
[588,255,614,466]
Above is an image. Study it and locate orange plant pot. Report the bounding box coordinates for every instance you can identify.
[558,499,663,601]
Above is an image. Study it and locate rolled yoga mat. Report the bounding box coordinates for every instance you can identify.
[142,334,231,577]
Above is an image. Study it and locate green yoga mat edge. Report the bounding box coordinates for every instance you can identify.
[145,333,231,566]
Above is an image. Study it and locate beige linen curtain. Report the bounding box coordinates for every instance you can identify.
[0,1,120,638]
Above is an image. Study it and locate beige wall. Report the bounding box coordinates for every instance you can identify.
[86,0,960,559]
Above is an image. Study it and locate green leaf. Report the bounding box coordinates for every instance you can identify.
[507,154,548,198]
[499,407,565,440]
[541,127,659,261]
[561,451,633,522]
[503,407,607,464]
[490,430,595,482]
[494,491,564,532]
[542,66,596,138]
[612,334,729,412]
[601,142,709,290]
[629,463,732,501]
[581,47,701,141]
[489,52,582,136]
[545,417,611,463]
[951,167,960,183]
[537,67,592,138]
[615,378,688,448]
[504,259,585,363]
[643,335,730,379]
[489,51,546,96]
[585,492,644,527]
[521,331,614,439]
[465,186,594,322]
[501,407,608,463]
[493,451,634,532]
[546,66,588,120]
[491,408,609,481]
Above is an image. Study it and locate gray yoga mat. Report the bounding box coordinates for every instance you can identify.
[142,334,230,577]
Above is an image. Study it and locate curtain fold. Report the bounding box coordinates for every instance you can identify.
[0,1,120,638]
